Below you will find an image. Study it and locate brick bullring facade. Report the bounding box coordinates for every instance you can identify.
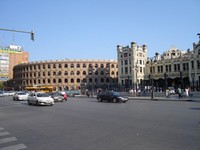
[13,59,118,92]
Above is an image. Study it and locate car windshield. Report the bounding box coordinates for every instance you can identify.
[112,92,121,96]
[37,93,49,97]
[18,92,26,95]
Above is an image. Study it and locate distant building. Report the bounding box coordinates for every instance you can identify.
[117,37,200,92]
[13,59,118,92]
[145,39,200,91]
[0,45,29,81]
[117,42,147,91]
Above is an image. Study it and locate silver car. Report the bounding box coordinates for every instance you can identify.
[27,92,54,106]
[13,91,29,101]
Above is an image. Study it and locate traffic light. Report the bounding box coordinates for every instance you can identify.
[31,31,34,41]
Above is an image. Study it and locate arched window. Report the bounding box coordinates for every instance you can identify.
[64,71,68,76]
[101,71,104,75]
[65,64,68,68]
[83,71,86,75]
[77,71,80,75]
[71,78,74,83]
[100,78,104,83]
[70,71,74,75]
[65,78,68,83]
[83,63,86,68]
[58,79,62,83]
[89,63,92,68]
[71,63,74,68]
[101,64,104,68]
[76,63,80,68]
[77,78,80,83]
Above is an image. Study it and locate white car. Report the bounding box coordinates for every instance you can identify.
[27,92,54,106]
[13,92,29,101]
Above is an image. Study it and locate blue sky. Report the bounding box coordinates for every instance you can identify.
[1,0,200,61]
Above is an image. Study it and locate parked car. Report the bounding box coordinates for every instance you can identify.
[13,91,29,101]
[0,90,4,97]
[51,92,67,102]
[97,91,128,103]
[27,92,54,106]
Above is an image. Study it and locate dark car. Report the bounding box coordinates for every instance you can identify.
[97,91,128,103]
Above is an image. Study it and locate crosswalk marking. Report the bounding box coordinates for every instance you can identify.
[0,137,17,144]
[0,131,10,136]
[0,143,27,150]
[0,127,27,149]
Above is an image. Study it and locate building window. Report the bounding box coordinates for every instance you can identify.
[64,71,68,75]
[140,67,142,73]
[58,64,62,68]
[125,67,128,74]
[124,53,128,57]
[178,64,180,71]
[71,79,74,83]
[77,71,80,75]
[101,64,104,68]
[169,65,171,72]
[65,78,68,83]
[83,71,86,75]
[65,64,68,68]
[161,66,163,73]
[174,64,177,72]
[157,66,160,73]
[197,60,200,68]
[191,61,194,70]
[89,64,93,68]
[48,79,50,83]
[166,65,168,72]
[77,64,80,68]
[71,64,74,68]
[53,64,56,68]
[125,60,128,65]
[70,71,74,75]
[48,64,50,69]
[83,63,86,68]
[77,78,80,83]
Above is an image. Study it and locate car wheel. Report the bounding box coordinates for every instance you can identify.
[98,98,102,102]
[28,100,31,105]
[113,98,117,103]
[123,101,127,103]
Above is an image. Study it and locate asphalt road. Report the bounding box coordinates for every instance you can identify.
[0,96,200,150]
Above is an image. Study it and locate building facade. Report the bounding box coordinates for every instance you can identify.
[0,45,29,81]
[118,38,200,92]
[13,59,118,92]
[117,42,147,91]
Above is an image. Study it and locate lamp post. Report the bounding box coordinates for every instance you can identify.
[147,57,156,100]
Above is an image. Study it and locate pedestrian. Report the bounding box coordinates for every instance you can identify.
[178,87,182,99]
[166,88,170,98]
[185,87,189,98]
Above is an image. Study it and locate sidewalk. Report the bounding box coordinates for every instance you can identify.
[128,95,200,102]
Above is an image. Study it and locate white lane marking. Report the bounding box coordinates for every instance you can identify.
[0,131,10,136]
[0,137,17,144]
[0,128,4,131]
[0,143,27,150]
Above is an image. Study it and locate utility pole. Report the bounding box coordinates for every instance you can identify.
[0,28,34,41]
